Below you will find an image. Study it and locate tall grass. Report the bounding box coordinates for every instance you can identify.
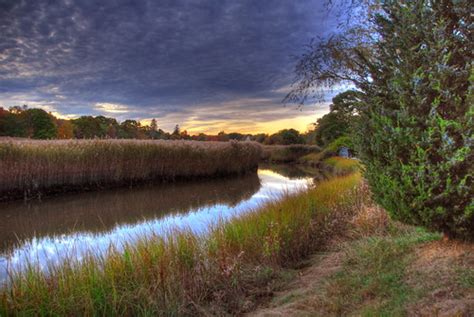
[323,157,360,175]
[0,139,262,200]
[0,172,362,315]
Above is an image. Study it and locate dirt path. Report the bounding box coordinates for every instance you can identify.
[247,232,474,317]
[247,250,344,317]
[406,239,474,317]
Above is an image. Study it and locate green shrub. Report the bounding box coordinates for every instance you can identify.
[289,0,473,239]
[299,136,354,166]
[354,2,473,239]
[325,135,354,154]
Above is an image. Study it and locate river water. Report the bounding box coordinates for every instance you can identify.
[0,164,319,283]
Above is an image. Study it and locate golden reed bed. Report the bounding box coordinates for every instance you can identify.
[0,139,262,200]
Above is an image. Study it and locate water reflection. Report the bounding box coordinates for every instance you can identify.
[0,174,261,253]
[0,165,315,282]
[260,163,327,180]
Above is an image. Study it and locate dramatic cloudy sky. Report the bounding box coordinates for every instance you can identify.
[0,0,340,133]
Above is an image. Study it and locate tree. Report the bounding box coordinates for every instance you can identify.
[106,124,118,139]
[252,133,268,143]
[217,131,229,142]
[170,124,181,139]
[228,132,244,141]
[96,116,118,137]
[149,118,158,139]
[288,1,473,239]
[24,108,57,139]
[0,107,24,136]
[73,116,102,138]
[311,90,360,147]
[150,118,158,132]
[119,120,142,139]
[57,120,74,139]
[267,129,305,145]
[180,130,191,140]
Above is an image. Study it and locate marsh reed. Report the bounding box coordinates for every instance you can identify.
[0,139,262,200]
[0,172,361,315]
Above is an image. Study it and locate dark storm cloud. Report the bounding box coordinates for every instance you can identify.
[0,0,337,130]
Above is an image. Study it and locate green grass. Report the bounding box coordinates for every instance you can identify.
[0,139,262,200]
[319,227,442,316]
[323,156,360,175]
[457,267,474,289]
[0,172,362,315]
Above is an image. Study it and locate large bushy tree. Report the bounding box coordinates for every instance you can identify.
[312,90,360,147]
[24,108,58,139]
[288,0,473,239]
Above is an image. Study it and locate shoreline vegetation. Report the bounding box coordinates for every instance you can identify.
[0,162,361,315]
[1,157,472,315]
[0,139,325,202]
[0,139,262,202]
[260,144,321,163]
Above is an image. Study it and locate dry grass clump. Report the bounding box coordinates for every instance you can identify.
[347,181,391,238]
[0,139,262,200]
[0,172,362,315]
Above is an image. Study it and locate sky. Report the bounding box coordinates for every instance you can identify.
[0,0,341,134]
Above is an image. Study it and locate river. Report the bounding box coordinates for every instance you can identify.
[0,164,320,283]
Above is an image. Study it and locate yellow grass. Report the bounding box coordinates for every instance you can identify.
[0,172,362,315]
[0,139,262,200]
[323,156,360,175]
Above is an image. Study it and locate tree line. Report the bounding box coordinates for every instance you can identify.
[0,105,312,145]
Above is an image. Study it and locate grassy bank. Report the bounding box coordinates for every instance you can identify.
[251,187,473,316]
[299,155,360,177]
[260,144,320,163]
[0,172,361,315]
[0,139,261,201]
[322,157,360,175]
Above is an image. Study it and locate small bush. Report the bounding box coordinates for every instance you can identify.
[325,135,354,154]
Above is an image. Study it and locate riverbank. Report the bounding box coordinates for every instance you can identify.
[250,196,474,316]
[260,144,320,163]
[0,170,361,315]
[2,162,471,315]
[0,139,262,201]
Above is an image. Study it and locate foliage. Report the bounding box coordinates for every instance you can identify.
[299,136,355,166]
[289,0,473,239]
[0,106,57,139]
[0,172,362,315]
[0,107,315,144]
[325,135,354,154]
[24,108,58,139]
[311,90,360,147]
[261,144,321,163]
[57,120,74,139]
[265,128,306,145]
[0,107,24,137]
